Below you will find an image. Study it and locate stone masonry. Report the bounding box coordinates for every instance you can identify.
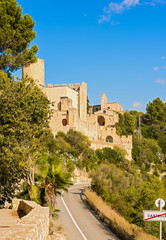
[0,198,49,240]
[23,59,132,160]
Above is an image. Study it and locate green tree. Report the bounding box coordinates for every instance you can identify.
[0,0,38,73]
[115,112,137,136]
[143,98,166,125]
[91,164,130,207]
[132,134,162,171]
[0,72,52,204]
[65,129,91,157]
[34,153,72,208]
[95,147,126,166]
[141,98,166,154]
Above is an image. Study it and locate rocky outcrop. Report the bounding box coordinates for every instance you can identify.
[71,167,91,183]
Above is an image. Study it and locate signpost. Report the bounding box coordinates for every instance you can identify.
[143,198,165,240]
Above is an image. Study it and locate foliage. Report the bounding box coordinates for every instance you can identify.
[141,98,166,154]
[0,0,38,73]
[64,129,91,157]
[143,98,166,125]
[78,149,98,171]
[85,188,159,240]
[132,134,163,172]
[95,147,126,166]
[115,112,137,136]
[91,163,166,237]
[34,153,72,208]
[0,72,52,204]
[74,145,128,172]
[88,98,166,238]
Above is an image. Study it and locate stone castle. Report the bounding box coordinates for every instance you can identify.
[23,59,132,160]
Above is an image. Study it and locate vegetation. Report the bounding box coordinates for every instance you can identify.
[115,111,137,136]
[0,72,53,205]
[0,0,38,74]
[88,157,166,238]
[0,0,72,210]
[1,1,166,239]
[142,98,166,154]
[131,98,166,175]
[85,188,158,240]
[89,97,166,238]
[32,153,72,213]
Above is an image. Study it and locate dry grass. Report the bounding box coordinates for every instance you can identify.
[49,219,66,239]
[85,188,159,240]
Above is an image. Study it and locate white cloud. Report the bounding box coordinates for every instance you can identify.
[99,0,166,23]
[153,66,159,71]
[99,0,140,23]
[161,56,166,59]
[132,101,142,108]
[156,79,165,84]
[162,66,166,69]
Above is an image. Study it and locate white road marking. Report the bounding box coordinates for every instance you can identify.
[61,192,88,240]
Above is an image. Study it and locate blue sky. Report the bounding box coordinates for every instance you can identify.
[17,0,166,112]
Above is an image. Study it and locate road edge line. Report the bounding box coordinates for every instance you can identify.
[61,191,88,240]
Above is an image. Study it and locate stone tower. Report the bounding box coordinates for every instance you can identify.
[101,93,107,109]
[78,82,87,121]
[22,59,45,86]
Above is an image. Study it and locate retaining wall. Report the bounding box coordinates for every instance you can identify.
[1,199,49,240]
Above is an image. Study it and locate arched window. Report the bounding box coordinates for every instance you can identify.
[98,116,105,126]
[62,119,67,126]
[106,136,113,143]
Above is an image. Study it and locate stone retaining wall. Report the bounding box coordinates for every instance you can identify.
[1,199,49,240]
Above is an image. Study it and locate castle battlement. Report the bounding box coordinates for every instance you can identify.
[45,83,83,91]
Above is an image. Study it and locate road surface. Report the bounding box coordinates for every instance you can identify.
[56,183,121,240]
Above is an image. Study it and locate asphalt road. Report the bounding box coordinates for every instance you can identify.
[56,183,121,240]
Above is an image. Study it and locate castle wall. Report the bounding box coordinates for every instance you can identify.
[49,110,70,135]
[106,102,123,112]
[76,119,97,141]
[50,108,98,141]
[95,124,132,160]
[95,110,119,126]
[86,113,97,122]
[23,59,45,86]
[66,86,78,109]
[44,86,78,110]
[91,141,115,150]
